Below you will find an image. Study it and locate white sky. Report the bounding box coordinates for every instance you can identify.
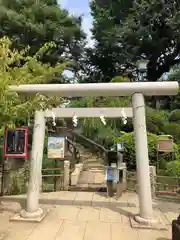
[58,0,94,47]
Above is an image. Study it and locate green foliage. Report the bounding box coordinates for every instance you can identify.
[163,122,180,144]
[166,161,180,177]
[164,65,180,109]
[69,98,180,155]
[158,158,167,170]
[0,36,67,125]
[169,109,180,123]
[114,132,178,169]
[111,76,130,83]
[69,96,131,146]
[69,98,88,108]
[8,165,29,195]
[0,0,85,68]
[69,96,180,172]
[146,109,169,134]
[82,118,118,147]
[90,0,180,81]
[168,64,180,82]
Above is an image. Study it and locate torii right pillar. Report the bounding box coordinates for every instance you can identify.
[132,92,154,225]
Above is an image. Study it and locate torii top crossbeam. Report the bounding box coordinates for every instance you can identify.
[10,82,179,97]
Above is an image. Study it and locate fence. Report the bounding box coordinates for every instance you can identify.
[0,166,29,195]
[0,133,81,195]
[126,167,180,200]
[41,159,73,192]
[155,175,180,198]
[42,167,64,192]
[0,165,66,195]
[67,138,81,173]
[0,158,74,195]
[126,171,137,191]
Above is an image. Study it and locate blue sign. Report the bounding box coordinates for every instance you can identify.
[106,167,114,181]
[106,167,119,182]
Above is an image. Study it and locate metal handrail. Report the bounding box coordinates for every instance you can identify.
[67,129,108,151]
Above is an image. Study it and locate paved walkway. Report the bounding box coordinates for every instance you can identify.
[0,191,179,240]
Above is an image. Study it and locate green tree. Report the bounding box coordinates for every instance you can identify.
[166,161,180,177]
[0,36,67,128]
[90,0,180,82]
[146,108,169,134]
[0,0,86,75]
[163,64,180,109]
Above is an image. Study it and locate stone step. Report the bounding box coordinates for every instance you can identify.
[82,157,100,161]
[83,166,105,171]
[87,167,105,170]
[84,163,104,166]
[75,183,106,189]
[78,170,105,185]
[83,163,105,167]
[82,162,103,167]
[73,143,106,187]
[69,185,107,192]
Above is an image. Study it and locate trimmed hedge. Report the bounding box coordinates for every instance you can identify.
[166,161,180,177]
[169,109,180,123]
[146,109,169,134]
[163,122,180,144]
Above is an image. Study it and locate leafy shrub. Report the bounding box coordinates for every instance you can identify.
[168,109,180,123]
[114,132,178,169]
[166,161,180,177]
[168,64,180,82]
[158,158,167,170]
[146,110,169,134]
[111,76,130,82]
[163,122,180,144]
[8,166,29,195]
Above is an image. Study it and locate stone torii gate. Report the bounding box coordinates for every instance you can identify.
[10,81,179,226]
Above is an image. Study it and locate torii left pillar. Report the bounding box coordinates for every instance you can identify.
[11,110,48,222]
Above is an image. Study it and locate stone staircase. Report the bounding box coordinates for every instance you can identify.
[75,144,106,189]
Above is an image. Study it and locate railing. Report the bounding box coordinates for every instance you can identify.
[126,171,137,191]
[41,137,81,191]
[68,129,109,165]
[67,138,80,173]
[155,175,180,198]
[1,128,109,195]
[42,167,64,192]
[126,170,180,199]
[0,166,64,194]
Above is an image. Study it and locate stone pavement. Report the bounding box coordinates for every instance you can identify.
[0,191,179,240]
